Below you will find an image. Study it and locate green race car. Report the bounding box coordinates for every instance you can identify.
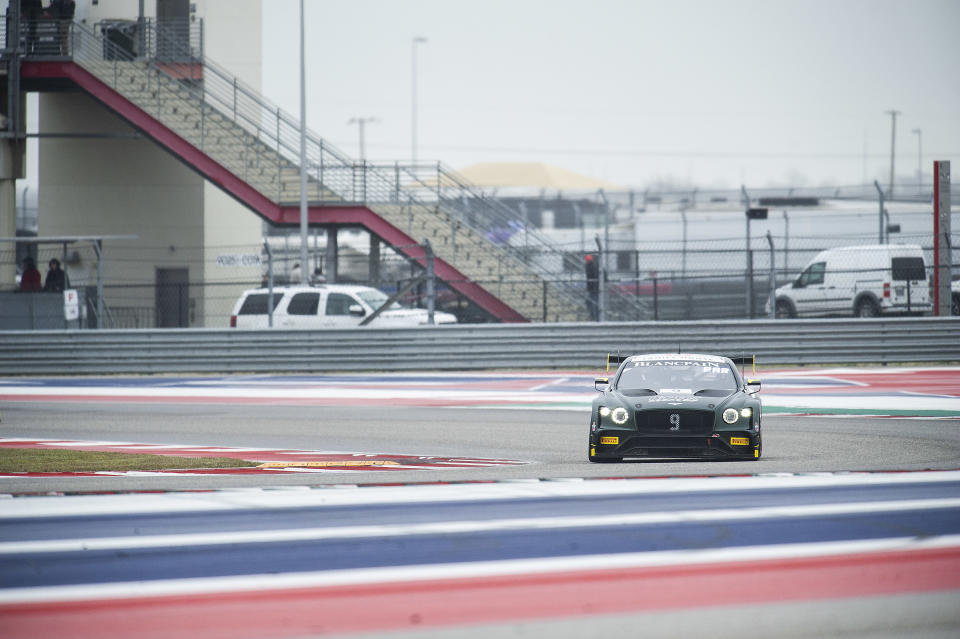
[589,353,762,462]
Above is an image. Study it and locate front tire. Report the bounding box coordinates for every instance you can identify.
[775,298,796,319]
[855,298,880,318]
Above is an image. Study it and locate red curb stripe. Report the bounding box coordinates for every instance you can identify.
[1,546,957,639]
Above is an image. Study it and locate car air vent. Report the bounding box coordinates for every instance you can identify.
[621,388,657,397]
[694,389,733,397]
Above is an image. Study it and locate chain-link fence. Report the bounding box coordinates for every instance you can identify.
[590,239,956,321]
[3,230,958,328]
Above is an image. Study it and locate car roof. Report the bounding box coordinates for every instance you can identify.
[815,244,923,256]
[625,353,730,364]
[243,284,380,295]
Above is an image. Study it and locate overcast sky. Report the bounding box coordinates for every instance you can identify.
[261,0,958,190]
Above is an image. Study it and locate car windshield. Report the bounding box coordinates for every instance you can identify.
[616,359,738,394]
[355,289,403,311]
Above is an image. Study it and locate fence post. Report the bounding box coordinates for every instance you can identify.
[450,218,457,261]
[276,108,282,202]
[498,258,502,299]
[766,230,776,319]
[874,180,885,244]
[653,276,659,321]
[424,239,435,325]
[394,162,400,201]
[634,249,641,321]
[264,239,274,328]
[94,239,103,329]
[542,280,548,323]
[595,234,606,323]
[318,138,324,196]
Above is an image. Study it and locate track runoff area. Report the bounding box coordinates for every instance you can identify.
[1,366,959,637]
[1,366,959,477]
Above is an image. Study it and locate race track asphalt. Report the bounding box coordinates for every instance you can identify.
[1,400,958,492]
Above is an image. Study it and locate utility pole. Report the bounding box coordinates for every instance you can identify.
[347,117,378,161]
[298,0,309,284]
[912,128,922,193]
[411,37,428,165]
[886,109,900,200]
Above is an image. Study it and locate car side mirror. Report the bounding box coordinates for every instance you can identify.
[594,377,610,392]
[348,304,366,317]
[746,378,761,394]
[792,279,802,289]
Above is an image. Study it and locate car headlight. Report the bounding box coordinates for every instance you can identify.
[611,407,629,425]
[722,408,739,424]
[740,407,753,419]
[599,406,611,417]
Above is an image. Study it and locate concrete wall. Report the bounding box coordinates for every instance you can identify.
[37,0,264,327]
[38,92,205,324]
[199,0,264,326]
[199,0,262,90]
[1,91,27,291]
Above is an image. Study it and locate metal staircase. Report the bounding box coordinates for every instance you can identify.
[33,19,648,322]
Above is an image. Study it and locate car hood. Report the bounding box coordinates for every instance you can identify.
[614,389,737,409]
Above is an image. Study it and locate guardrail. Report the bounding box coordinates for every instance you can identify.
[1,318,958,375]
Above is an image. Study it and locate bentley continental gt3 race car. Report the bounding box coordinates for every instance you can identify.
[589,353,762,462]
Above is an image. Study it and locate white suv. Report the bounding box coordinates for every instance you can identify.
[230,284,458,328]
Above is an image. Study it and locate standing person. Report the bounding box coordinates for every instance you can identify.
[585,253,600,321]
[43,257,66,292]
[21,0,43,53]
[49,0,74,54]
[19,256,41,291]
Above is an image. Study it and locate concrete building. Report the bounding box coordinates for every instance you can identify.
[16,0,264,327]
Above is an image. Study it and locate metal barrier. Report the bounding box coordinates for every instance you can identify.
[1,317,957,375]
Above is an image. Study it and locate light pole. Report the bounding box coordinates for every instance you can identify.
[298,0,309,284]
[912,128,922,194]
[347,117,378,161]
[411,36,427,165]
[886,109,900,200]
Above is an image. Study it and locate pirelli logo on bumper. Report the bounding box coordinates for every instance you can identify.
[600,436,619,445]
[729,437,750,446]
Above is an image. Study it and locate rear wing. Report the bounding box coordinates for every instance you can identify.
[605,353,628,372]
[605,352,760,379]
[726,354,758,379]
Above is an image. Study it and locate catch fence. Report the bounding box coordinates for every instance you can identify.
[3,234,958,329]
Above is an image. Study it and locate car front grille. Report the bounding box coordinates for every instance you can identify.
[636,409,714,435]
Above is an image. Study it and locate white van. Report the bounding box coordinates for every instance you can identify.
[769,244,931,318]
[229,284,458,328]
